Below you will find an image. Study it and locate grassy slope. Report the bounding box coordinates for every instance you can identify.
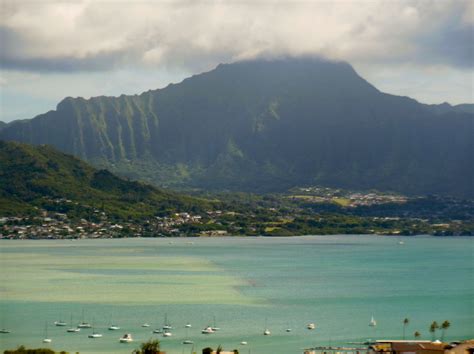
[0,140,210,218]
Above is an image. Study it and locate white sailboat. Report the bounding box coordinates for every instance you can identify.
[369,316,377,327]
[0,329,11,334]
[88,322,103,338]
[67,314,80,333]
[54,320,67,327]
[42,322,52,343]
[263,318,271,336]
[162,313,172,330]
[78,310,91,328]
[182,327,193,344]
[307,323,316,330]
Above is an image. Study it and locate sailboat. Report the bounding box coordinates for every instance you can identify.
[307,323,316,330]
[78,310,91,328]
[67,314,80,333]
[88,325,103,338]
[108,316,120,330]
[42,322,52,343]
[369,316,377,327]
[263,318,271,336]
[0,329,11,334]
[162,313,172,330]
[182,327,193,344]
[54,318,67,327]
[286,322,292,332]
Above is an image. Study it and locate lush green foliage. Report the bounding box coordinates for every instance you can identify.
[1,58,472,197]
[3,346,67,354]
[0,141,210,219]
[132,339,161,354]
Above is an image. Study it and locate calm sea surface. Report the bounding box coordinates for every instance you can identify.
[0,236,472,353]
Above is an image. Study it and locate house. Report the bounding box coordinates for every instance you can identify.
[370,340,449,354]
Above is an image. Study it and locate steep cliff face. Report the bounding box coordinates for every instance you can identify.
[2,58,473,196]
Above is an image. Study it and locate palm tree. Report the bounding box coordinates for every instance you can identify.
[429,321,439,341]
[440,320,450,342]
[403,318,409,339]
[414,331,421,339]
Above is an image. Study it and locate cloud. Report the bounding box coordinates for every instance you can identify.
[0,0,472,73]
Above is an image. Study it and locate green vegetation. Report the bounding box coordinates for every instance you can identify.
[0,141,211,220]
[430,321,439,341]
[133,339,161,354]
[403,318,409,340]
[3,346,68,354]
[1,58,472,197]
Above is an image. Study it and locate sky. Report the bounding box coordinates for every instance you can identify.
[0,0,473,122]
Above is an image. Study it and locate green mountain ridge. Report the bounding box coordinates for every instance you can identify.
[0,140,209,218]
[1,58,473,197]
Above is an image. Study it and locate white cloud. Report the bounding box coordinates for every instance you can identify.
[1,0,472,72]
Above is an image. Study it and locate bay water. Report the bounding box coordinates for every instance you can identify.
[0,235,472,353]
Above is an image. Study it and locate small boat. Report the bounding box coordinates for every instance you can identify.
[162,313,172,330]
[263,318,271,335]
[54,320,67,327]
[183,327,192,344]
[108,325,120,330]
[67,327,80,333]
[66,314,80,332]
[286,328,292,332]
[88,324,103,338]
[0,329,11,334]
[185,323,192,328]
[153,328,163,334]
[307,323,316,330]
[163,330,172,337]
[201,326,215,334]
[369,316,377,327]
[42,322,52,343]
[78,310,91,328]
[119,333,133,343]
[240,341,248,345]
[398,241,405,245]
[142,323,150,328]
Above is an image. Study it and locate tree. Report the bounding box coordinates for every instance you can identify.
[133,339,161,354]
[429,321,439,341]
[202,348,213,354]
[440,320,451,341]
[403,318,409,339]
[216,345,223,354]
[414,331,421,339]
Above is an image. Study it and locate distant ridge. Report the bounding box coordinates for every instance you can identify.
[1,58,473,197]
[0,140,209,217]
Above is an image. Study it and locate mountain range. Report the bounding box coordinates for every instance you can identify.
[1,58,473,197]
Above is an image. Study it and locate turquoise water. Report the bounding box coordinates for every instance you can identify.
[0,236,472,353]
